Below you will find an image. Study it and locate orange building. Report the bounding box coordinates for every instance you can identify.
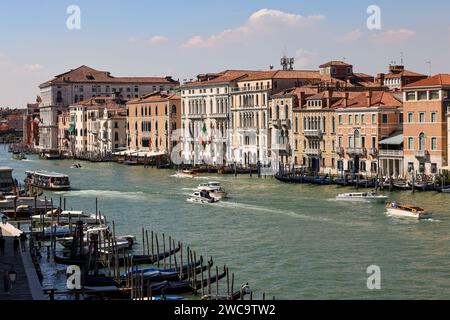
[403,75,450,175]
[126,92,181,155]
[334,91,403,177]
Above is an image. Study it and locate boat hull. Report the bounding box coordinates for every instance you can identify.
[386,208,431,220]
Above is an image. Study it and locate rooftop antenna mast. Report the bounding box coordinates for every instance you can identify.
[400,52,404,65]
[426,61,432,77]
[280,51,295,71]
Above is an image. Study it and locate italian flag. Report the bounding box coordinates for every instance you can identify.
[198,123,207,145]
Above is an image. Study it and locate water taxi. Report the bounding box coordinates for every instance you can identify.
[187,191,219,204]
[173,170,197,178]
[25,171,71,191]
[0,195,50,209]
[385,202,432,220]
[336,192,388,203]
[197,182,228,200]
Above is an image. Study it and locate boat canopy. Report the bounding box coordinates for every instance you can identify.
[26,170,69,178]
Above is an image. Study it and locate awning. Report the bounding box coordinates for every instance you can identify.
[380,132,403,146]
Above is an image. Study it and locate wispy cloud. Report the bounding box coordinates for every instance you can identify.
[294,49,318,68]
[336,29,362,42]
[369,28,416,43]
[150,36,168,44]
[22,64,44,72]
[182,8,326,48]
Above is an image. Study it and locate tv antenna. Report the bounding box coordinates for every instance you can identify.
[426,61,432,77]
[281,55,295,71]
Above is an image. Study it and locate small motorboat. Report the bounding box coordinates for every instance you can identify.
[173,170,196,178]
[436,185,450,193]
[408,181,434,192]
[336,192,388,203]
[197,182,228,200]
[12,152,26,160]
[385,202,432,220]
[70,163,82,169]
[187,191,218,204]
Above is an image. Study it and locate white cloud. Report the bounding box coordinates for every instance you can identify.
[128,36,139,43]
[22,64,44,72]
[150,36,168,44]
[294,49,318,68]
[369,28,416,43]
[337,29,362,42]
[182,8,326,48]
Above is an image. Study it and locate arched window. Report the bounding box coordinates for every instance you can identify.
[354,129,360,148]
[285,105,288,119]
[276,105,280,119]
[419,133,425,150]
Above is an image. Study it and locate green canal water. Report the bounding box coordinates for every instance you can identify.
[2,146,450,299]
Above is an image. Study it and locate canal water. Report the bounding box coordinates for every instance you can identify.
[2,146,450,299]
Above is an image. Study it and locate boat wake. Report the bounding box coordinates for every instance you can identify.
[54,189,149,201]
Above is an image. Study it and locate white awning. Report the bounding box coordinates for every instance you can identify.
[112,150,166,157]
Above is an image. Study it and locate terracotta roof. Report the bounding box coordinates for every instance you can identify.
[238,70,321,82]
[182,71,251,88]
[319,61,352,68]
[384,69,426,79]
[403,74,450,88]
[333,91,402,109]
[127,91,181,104]
[40,65,178,88]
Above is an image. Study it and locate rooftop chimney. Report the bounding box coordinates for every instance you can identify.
[366,91,372,106]
[344,93,349,108]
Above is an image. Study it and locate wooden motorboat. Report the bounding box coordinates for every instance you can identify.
[386,202,432,220]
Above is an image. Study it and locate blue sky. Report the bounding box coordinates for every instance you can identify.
[1,0,450,107]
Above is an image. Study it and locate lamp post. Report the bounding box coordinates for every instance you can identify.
[1,261,17,294]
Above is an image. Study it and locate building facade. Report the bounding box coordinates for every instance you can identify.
[403,75,450,175]
[126,92,181,156]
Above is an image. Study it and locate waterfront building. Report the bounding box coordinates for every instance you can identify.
[126,92,181,157]
[180,70,251,165]
[57,110,71,157]
[38,105,66,152]
[403,75,450,175]
[69,96,127,158]
[23,103,40,148]
[231,70,321,167]
[37,65,178,153]
[334,91,403,177]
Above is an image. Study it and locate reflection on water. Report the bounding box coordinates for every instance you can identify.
[2,145,450,299]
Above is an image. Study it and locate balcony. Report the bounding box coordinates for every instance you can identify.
[231,85,271,93]
[415,150,428,159]
[304,129,323,138]
[346,148,366,156]
[270,119,291,129]
[368,148,378,156]
[335,147,344,156]
[379,149,404,158]
[304,148,322,156]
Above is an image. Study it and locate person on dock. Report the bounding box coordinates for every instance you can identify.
[20,232,27,252]
[0,235,5,256]
[13,236,19,257]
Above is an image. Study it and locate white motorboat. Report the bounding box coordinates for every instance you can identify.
[386,202,432,220]
[31,210,104,225]
[172,170,196,178]
[57,226,135,250]
[70,163,82,169]
[336,192,388,203]
[197,182,228,200]
[187,191,219,204]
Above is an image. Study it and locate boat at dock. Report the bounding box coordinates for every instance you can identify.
[25,170,71,191]
[408,181,435,192]
[336,192,388,203]
[0,167,16,194]
[187,191,219,204]
[197,182,227,200]
[0,195,50,209]
[31,210,104,225]
[386,202,432,220]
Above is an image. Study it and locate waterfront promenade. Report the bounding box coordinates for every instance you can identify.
[0,237,45,300]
